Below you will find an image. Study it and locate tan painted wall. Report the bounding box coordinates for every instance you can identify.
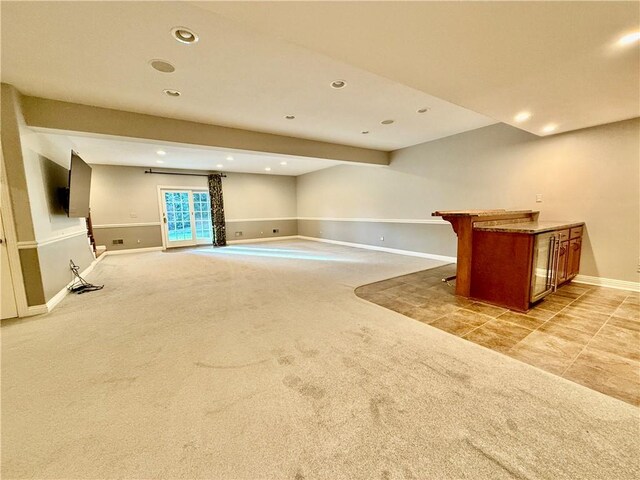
[297,119,640,282]
[90,165,298,249]
[2,83,94,306]
[1,84,36,242]
[20,131,95,302]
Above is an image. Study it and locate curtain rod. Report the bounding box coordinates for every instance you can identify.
[144,169,226,178]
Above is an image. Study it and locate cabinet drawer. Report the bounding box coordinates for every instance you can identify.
[557,229,570,241]
[570,226,583,239]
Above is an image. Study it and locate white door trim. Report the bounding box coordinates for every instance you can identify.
[156,185,211,250]
[0,146,30,317]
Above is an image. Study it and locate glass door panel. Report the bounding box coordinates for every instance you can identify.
[162,190,196,248]
[530,232,556,302]
[192,191,213,243]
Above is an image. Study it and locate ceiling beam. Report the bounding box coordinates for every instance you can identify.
[20,94,389,166]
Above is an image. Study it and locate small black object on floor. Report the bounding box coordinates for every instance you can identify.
[68,260,103,294]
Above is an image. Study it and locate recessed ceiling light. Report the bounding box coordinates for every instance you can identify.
[216,164,224,168]
[542,123,558,134]
[163,89,181,97]
[156,160,164,164]
[280,161,287,166]
[149,59,175,73]
[226,156,234,161]
[618,31,640,46]
[330,80,347,89]
[514,111,532,123]
[285,115,295,120]
[156,150,166,156]
[171,27,199,44]
[265,167,272,172]
[381,119,394,125]
[361,131,370,134]
[417,107,430,114]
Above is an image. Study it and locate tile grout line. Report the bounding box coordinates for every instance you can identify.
[559,291,629,376]
[495,288,586,353]
[446,286,588,345]
[499,284,604,355]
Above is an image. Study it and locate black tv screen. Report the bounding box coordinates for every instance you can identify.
[67,152,92,218]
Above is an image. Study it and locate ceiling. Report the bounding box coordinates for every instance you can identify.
[200,1,640,136]
[2,0,637,177]
[0,1,495,152]
[32,131,347,176]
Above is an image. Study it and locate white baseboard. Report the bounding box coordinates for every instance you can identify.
[28,237,638,318]
[104,246,164,255]
[300,236,640,292]
[297,235,457,263]
[573,274,640,292]
[227,235,298,245]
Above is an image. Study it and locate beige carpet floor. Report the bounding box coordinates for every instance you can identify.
[1,239,638,479]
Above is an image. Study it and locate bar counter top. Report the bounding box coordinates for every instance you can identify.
[474,220,584,234]
[432,209,535,217]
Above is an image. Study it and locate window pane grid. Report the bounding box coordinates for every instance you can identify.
[193,192,212,240]
[165,191,193,242]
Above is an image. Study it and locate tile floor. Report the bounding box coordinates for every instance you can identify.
[355,264,640,406]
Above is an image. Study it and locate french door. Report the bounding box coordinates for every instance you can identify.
[161,189,213,248]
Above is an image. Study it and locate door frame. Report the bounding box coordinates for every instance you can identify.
[0,210,18,318]
[156,185,212,250]
[0,146,29,317]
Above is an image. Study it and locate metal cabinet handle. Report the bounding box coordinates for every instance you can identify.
[552,238,561,291]
[546,236,555,289]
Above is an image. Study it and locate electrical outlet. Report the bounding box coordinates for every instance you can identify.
[137,239,141,244]
[129,212,138,218]
[235,231,243,237]
[535,194,543,203]
[380,236,384,241]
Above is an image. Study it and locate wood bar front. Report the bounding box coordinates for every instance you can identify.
[432,210,539,297]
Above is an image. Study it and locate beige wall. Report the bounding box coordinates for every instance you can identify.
[1,84,36,242]
[20,131,95,302]
[90,165,298,249]
[297,119,640,282]
[1,84,96,307]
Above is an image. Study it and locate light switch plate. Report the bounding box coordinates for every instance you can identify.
[535,194,543,203]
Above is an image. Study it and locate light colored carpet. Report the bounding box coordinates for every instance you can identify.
[1,239,638,479]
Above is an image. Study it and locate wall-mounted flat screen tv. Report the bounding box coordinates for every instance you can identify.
[64,152,92,218]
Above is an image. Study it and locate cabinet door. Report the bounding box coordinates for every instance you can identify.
[567,238,582,279]
[557,240,569,284]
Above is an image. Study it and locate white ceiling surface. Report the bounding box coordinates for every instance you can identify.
[34,132,346,176]
[1,1,495,152]
[201,1,640,137]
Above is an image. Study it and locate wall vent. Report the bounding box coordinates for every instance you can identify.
[112,239,124,245]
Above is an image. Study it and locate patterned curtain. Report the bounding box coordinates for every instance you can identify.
[207,174,226,247]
